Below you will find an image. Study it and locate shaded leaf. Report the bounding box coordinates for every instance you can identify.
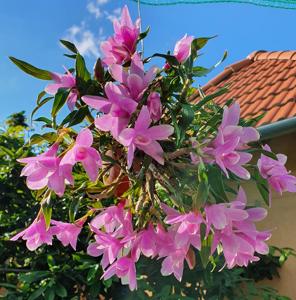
[9,57,52,80]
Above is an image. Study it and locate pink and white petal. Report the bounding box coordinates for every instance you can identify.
[48,171,65,197]
[134,106,151,131]
[45,83,63,95]
[82,157,100,182]
[66,91,78,111]
[82,96,111,113]
[146,125,174,140]
[127,144,136,169]
[109,64,127,83]
[95,115,114,132]
[119,128,135,146]
[76,128,93,147]
[247,208,267,222]
[138,140,164,165]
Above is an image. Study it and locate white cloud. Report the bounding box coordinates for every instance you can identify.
[64,22,105,58]
[105,7,121,22]
[87,2,103,19]
[96,0,109,4]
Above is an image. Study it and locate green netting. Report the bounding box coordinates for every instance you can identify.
[133,0,296,9]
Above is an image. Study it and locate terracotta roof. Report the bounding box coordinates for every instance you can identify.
[197,51,296,126]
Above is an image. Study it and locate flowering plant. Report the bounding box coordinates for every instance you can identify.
[9,5,296,291]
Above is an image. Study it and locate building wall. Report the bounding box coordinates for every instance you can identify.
[245,133,296,298]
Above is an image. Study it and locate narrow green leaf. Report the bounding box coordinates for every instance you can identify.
[28,132,58,146]
[69,196,82,223]
[76,53,91,81]
[51,89,69,118]
[31,97,53,121]
[138,26,150,41]
[60,39,78,54]
[34,117,52,126]
[192,87,229,110]
[28,287,46,300]
[9,57,52,80]
[42,192,52,230]
[208,166,228,203]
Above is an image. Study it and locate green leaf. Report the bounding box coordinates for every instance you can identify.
[149,53,179,66]
[42,193,52,230]
[31,97,53,121]
[51,89,69,118]
[34,117,52,126]
[138,26,150,41]
[192,51,228,78]
[192,87,229,110]
[208,166,228,203]
[9,57,52,80]
[60,106,89,127]
[44,288,55,300]
[60,39,78,54]
[69,196,82,223]
[87,264,99,282]
[191,36,216,60]
[253,168,270,206]
[28,132,58,146]
[55,283,67,298]
[19,271,51,284]
[177,104,195,145]
[76,53,91,81]
[28,286,47,300]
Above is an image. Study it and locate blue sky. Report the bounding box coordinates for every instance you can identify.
[0,0,295,124]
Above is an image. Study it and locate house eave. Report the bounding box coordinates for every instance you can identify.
[258,117,296,140]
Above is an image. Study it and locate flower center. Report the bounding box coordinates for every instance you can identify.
[134,135,151,146]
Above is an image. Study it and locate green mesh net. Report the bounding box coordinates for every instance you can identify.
[133,0,296,9]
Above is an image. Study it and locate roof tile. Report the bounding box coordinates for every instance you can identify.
[193,51,296,126]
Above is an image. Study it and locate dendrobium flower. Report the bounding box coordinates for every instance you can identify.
[103,257,137,291]
[258,144,296,196]
[45,70,78,111]
[110,53,158,101]
[11,215,57,251]
[101,5,140,66]
[174,34,194,63]
[206,103,260,179]
[60,128,102,182]
[206,188,270,268]
[82,82,138,138]
[147,92,162,121]
[18,143,67,196]
[51,219,84,250]
[119,106,174,168]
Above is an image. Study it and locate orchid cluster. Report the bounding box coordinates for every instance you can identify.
[10,5,296,291]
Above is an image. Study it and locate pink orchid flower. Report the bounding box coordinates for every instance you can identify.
[51,219,84,250]
[258,144,296,196]
[207,103,260,179]
[87,226,124,269]
[90,203,134,238]
[206,188,270,268]
[110,53,158,101]
[174,34,194,63]
[161,203,203,249]
[11,215,57,251]
[131,224,158,260]
[18,143,67,196]
[147,92,162,121]
[45,69,78,111]
[119,106,174,168]
[82,82,138,138]
[160,248,188,282]
[60,128,102,182]
[101,5,140,66]
[103,256,137,291]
